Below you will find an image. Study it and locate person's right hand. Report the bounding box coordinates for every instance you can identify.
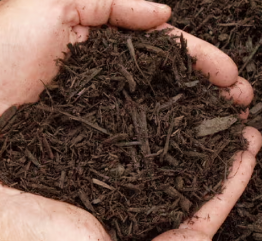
[152,23,262,240]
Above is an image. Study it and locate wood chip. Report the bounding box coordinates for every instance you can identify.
[196,115,237,137]
[59,171,66,189]
[0,106,17,130]
[118,64,137,93]
[248,115,262,130]
[135,43,166,56]
[92,178,115,190]
[25,149,41,167]
[184,81,199,87]
[159,185,192,212]
[159,94,183,111]
[103,133,129,144]
[78,189,95,212]
[250,102,262,115]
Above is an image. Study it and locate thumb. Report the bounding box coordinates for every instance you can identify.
[109,0,171,30]
[75,0,171,30]
[152,229,211,241]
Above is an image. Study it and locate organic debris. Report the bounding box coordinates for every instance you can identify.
[0,28,246,240]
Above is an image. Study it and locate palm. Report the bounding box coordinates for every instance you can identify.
[0,0,85,113]
[0,0,170,115]
[0,186,111,241]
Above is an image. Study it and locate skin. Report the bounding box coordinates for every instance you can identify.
[0,1,261,241]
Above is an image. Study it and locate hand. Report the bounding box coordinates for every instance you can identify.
[0,0,171,115]
[0,1,261,241]
[152,23,262,240]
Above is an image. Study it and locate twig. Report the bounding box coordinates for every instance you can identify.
[59,171,66,189]
[92,178,115,191]
[218,17,254,28]
[187,54,192,75]
[0,106,17,130]
[0,138,7,159]
[40,79,53,104]
[195,15,213,32]
[36,105,110,135]
[123,90,139,136]
[25,149,41,167]
[115,141,141,147]
[154,145,178,166]
[159,94,183,111]
[103,133,129,144]
[194,7,204,18]
[160,114,175,163]
[239,42,261,74]
[218,23,253,27]
[134,43,166,56]
[89,168,110,180]
[69,68,102,99]
[137,106,151,155]
[42,134,54,160]
[172,56,181,82]
[127,38,155,95]
[128,207,148,213]
[145,149,163,158]
[222,27,235,50]
[159,185,192,212]
[123,90,150,155]
[78,189,96,212]
[118,64,136,93]
[60,110,110,135]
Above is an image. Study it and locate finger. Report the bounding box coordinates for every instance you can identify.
[239,108,249,120]
[179,127,262,238]
[154,23,238,87]
[152,229,211,241]
[219,76,253,120]
[243,126,262,156]
[179,152,255,238]
[74,0,171,30]
[71,25,90,43]
[109,0,171,30]
[74,0,113,26]
[220,76,254,106]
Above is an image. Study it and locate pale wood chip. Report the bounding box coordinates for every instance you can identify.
[92,178,115,190]
[196,115,237,137]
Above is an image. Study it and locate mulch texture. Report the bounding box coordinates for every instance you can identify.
[0,0,261,240]
[0,28,246,241]
[154,0,262,240]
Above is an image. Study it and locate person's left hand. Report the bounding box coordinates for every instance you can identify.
[0,0,171,114]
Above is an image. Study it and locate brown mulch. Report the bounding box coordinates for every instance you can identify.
[0,27,247,241]
[0,0,261,240]
[154,0,262,240]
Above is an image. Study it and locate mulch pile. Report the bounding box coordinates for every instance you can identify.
[154,0,262,240]
[0,27,247,241]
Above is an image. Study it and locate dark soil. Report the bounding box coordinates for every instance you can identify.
[153,0,262,240]
[0,27,247,241]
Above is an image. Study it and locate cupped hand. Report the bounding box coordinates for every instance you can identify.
[152,23,262,240]
[0,0,171,115]
[0,1,261,241]
[1,126,260,241]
